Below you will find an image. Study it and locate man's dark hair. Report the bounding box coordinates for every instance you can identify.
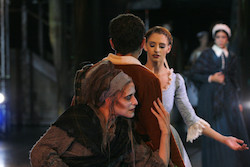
[109,13,145,55]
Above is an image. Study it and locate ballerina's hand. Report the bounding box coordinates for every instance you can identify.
[151,98,170,135]
[224,136,249,151]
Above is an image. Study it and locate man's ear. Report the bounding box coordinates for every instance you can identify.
[141,37,146,50]
[109,38,115,50]
[143,37,148,52]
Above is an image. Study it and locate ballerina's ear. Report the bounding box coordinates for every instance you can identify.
[166,44,172,54]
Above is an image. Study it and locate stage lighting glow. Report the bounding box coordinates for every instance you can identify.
[0,93,4,104]
[243,101,250,109]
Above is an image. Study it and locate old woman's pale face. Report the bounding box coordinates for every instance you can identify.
[113,82,138,118]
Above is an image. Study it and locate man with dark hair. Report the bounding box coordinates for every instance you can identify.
[104,13,184,167]
[108,14,145,55]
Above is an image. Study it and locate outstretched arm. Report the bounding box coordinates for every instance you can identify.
[151,98,171,166]
[202,125,249,151]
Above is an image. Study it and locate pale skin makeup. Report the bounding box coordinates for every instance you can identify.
[114,82,138,118]
[144,30,249,151]
[100,81,171,165]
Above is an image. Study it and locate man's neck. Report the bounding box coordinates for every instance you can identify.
[116,50,141,59]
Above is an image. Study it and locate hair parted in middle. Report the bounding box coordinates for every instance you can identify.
[145,26,173,46]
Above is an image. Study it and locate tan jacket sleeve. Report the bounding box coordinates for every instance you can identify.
[30,126,74,167]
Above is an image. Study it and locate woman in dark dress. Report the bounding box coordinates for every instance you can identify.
[191,23,250,167]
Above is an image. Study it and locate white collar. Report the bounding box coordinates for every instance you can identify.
[103,53,152,71]
[212,44,229,57]
[103,53,143,65]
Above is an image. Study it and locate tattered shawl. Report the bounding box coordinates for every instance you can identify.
[53,104,131,167]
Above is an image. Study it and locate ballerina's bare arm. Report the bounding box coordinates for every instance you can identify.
[202,126,249,151]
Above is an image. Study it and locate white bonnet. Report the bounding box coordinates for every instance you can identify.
[212,23,231,38]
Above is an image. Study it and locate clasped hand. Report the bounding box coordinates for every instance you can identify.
[211,71,225,84]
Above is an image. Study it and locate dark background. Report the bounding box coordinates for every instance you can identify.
[0,0,249,134]
[0,1,249,166]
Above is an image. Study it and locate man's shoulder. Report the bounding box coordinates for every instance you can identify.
[114,64,158,79]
